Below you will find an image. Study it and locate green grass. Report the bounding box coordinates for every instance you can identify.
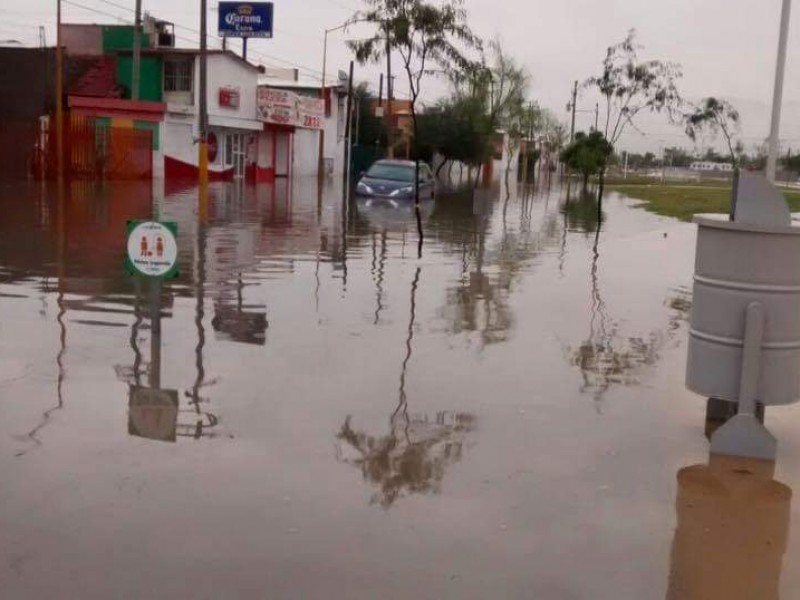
[606,183,800,222]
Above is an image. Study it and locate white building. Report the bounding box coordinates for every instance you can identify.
[690,161,734,172]
[154,48,264,181]
[258,68,348,178]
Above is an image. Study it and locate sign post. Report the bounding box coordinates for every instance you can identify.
[218,2,274,40]
[126,220,180,442]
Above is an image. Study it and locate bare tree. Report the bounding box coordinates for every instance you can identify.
[684,97,742,217]
[585,30,682,195]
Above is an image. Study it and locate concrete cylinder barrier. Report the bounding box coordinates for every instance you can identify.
[687,215,800,406]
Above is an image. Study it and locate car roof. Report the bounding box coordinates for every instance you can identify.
[372,160,419,168]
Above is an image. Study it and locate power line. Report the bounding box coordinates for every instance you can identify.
[62,0,131,23]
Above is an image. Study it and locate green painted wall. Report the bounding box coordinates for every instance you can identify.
[116,56,163,102]
[102,26,150,52]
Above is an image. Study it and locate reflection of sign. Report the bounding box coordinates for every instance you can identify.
[257,88,324,130]
[208,131,219,163]
[126,221,179,278]
[128,387,179,442]
[218,2,274,38]
[374,106,385,118]
[219,87,240,109]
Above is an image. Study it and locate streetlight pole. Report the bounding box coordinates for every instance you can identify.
[767,0,792,183]
[318,20,363,182]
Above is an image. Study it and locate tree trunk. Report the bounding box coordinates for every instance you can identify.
[598,167,606,204]
[730,167,740,221]
[436,158,447,179]
[410,105,423,258]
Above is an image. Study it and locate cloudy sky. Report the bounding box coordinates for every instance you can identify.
[5,0,800,154]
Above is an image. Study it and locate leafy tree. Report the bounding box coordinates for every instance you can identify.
[417,94,491,179]
[349,0,480,204]
[781,152,800,176]
[663,146,693,168]
[560,130,613,193]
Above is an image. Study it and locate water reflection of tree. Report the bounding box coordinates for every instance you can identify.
[336,267,477,508]
[436,186,561,348]
[569,229,663,406]
[561,190,604,234]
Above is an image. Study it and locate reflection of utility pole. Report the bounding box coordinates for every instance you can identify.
[594,103,599,132]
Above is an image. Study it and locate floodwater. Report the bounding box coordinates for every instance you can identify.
[1,176,800,598]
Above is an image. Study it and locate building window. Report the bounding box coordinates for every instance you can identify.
[164,59,193,92]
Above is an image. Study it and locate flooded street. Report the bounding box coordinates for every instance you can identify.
[2,176,800,598]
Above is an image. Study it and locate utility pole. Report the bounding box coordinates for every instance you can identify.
[318,28,329,183]
[767,0,792,183]
[199,0,209,191]
[56,0,64,181]
[342,61,355,188]
[569,80,577,143]
[594,102,599,132]
[378,73,384,106]
[132,0,142,101]
[385,34,394,158]
[354,96,361,147]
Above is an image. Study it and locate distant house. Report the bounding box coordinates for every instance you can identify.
[367,98,414,159]
[690,161,734,172]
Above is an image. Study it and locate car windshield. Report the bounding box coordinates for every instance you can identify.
[365,164,415,182]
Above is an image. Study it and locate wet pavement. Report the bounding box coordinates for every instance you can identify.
[1,176,800,598]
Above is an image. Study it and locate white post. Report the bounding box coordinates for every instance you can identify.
[767,0,793,183]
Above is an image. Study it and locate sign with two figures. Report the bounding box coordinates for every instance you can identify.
[126,221,179,279]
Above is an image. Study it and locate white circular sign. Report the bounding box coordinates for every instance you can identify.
[127,221,178,277]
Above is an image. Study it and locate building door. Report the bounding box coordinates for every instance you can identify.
[232,134,246,179]
[275,132,291,178]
